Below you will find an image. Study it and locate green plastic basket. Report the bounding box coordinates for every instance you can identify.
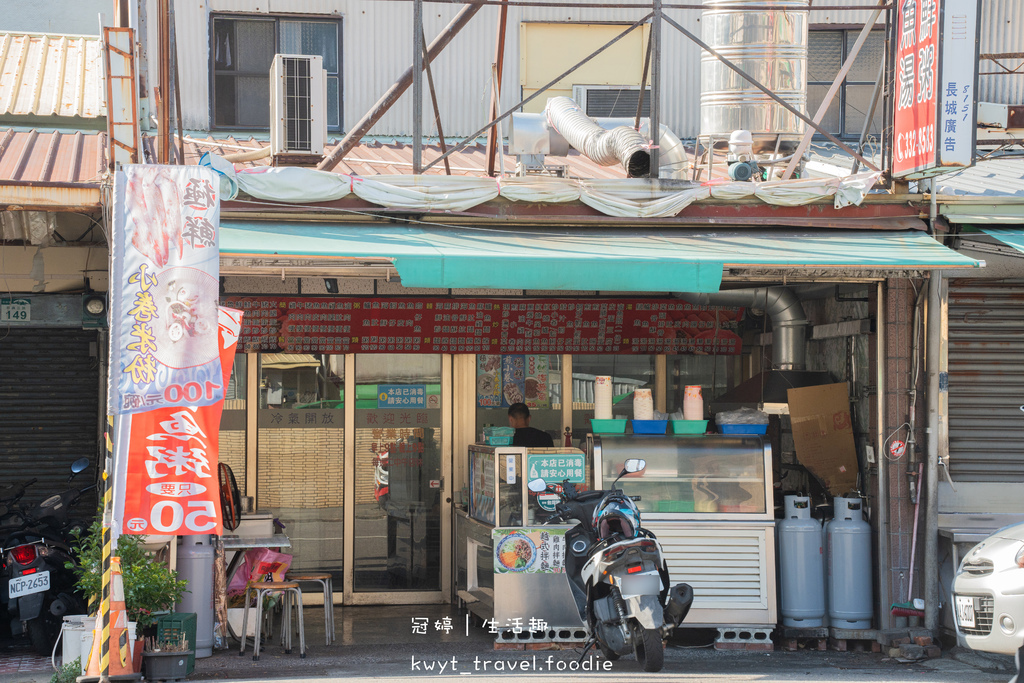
[590,419,627,434]
[670,419,708,435]
[155,612,197,675]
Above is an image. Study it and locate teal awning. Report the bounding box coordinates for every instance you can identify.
[981,227,1024,254]
[219,222,982,292]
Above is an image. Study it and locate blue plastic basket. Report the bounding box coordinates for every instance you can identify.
[718,423,768,435]
[631,419,668,434]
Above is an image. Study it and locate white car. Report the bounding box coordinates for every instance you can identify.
[952,522,1024,656]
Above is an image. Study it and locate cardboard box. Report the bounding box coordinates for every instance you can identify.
[787,383,858,494]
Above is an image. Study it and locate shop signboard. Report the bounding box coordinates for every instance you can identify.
[493,528,567,574]
[892,0,980,178]
[224,296,743,356]
[121,307,243,536]
[110,165,223,414]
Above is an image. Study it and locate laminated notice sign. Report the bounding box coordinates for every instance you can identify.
[109,165,223,414]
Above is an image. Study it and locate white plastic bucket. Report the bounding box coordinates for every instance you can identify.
[71,617,137,674]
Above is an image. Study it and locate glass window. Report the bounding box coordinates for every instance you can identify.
[353,355,443,592]
[666,355,733,419]
[256,354,345,580]
[571,355,655,440]
[212,15,342,130]
[218,354,247,488]
[597,435,767,515]
[475,354,562,446]
[807,29,884,139]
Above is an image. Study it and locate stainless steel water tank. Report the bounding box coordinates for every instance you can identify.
[700,0,809,152]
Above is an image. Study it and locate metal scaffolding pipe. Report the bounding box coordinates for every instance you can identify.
[318,2,483,171]
[924,272,942,632]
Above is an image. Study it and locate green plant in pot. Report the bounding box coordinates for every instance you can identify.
[69,518,188,632]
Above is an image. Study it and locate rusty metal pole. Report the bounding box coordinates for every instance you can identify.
[319,2,483,172]
[423,13,653,172]
[422,30,452,175]
[486,0,509,177]
[634,34,652,132]
[650,0,661,178]
[413,0,424,174]
[157,0,171,164]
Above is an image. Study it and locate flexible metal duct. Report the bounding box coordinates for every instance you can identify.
[544,97,651,177]
[680,287,808,370]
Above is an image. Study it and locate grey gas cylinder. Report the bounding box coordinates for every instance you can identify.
[827,496,873,629]
[176,535,215,657]
[778,495,825,628]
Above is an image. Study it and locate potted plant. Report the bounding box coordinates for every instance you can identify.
[141,634,193,682]
[69,518,188,634]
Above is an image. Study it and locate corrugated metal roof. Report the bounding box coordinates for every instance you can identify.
[0,128,106,184]
[0,32,105,122]
[170,134,722,181]
[806,143,1024,198]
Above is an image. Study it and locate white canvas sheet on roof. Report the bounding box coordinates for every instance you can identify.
[200,154,881,218]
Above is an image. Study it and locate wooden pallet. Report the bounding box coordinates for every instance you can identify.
[777,626,828,652]
[829,628,882,653]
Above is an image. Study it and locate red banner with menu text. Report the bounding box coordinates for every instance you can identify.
[121,307,243,536]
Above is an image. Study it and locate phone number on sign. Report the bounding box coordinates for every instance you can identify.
[894,124,935,165]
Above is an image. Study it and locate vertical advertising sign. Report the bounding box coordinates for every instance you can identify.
[121,307,243,536]
[109,165,223,414]
[892,0,980,178]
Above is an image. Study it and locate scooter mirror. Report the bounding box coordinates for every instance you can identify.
[527,478,548,493]
[70,458,89,474]
[623,458,646,474]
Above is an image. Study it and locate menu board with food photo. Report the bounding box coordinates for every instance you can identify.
[492,527,567,574]
[477,354,551,409]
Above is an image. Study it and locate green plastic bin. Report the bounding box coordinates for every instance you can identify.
[155,612,197,675]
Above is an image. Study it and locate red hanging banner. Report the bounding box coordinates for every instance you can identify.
[122,307,243,536]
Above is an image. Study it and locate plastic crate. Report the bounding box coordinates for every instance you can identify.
[590,419,627,434]
[631,419,667,434]
[718,424,768,435]
[155,612,197,675]
[486,435,513,445]
[670,419,708,435]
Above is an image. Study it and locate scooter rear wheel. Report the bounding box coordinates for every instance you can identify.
[27,618,55,656]
[633,625,664,672]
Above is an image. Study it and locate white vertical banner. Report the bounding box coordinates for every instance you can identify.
[109,165,223,414]
[936,0,980,169]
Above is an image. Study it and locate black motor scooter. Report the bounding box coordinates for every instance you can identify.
[2,458,93,654]
[530,458,694,672]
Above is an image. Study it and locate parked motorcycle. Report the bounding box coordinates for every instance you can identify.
[2,458,93,654]
[529,458,694,672]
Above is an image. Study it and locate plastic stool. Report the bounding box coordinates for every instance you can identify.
[239,581,306,660]
[288,572,335,644]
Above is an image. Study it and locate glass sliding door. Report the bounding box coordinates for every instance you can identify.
[256,353,345,581]
[350,354,447,596]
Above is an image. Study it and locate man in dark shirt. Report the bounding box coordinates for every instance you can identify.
[508,402,554,448]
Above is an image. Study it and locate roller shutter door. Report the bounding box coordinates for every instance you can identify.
[947,279,1024,481]
[0,328,100,509]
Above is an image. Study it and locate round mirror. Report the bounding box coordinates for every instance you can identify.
[71,458,89,474]
[624,458,646,474]
[527,478,548,493]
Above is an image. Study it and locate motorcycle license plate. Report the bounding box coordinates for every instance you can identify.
[8,571,50,599]
[955,596,976,629]
[618,573,662,597]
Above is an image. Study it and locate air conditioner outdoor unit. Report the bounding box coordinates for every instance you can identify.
[270,54,327,156]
